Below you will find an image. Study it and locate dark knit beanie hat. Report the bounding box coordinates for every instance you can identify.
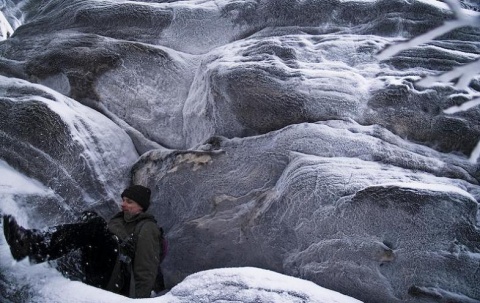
[121,185,151,211]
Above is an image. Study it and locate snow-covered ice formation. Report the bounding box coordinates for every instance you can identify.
[0,0,479,302]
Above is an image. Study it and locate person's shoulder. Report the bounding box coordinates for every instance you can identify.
[137,214,159,233]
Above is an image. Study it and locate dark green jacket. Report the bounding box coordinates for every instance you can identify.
[107,212,160,298]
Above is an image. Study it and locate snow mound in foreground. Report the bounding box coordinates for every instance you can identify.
[39,267,362,303]
[161,267,363,303]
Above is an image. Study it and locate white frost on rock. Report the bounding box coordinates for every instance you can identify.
[372,181,477,202]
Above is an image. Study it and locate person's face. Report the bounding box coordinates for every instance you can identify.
[121,197,143,215]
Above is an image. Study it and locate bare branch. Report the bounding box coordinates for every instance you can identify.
[376,1,480,162]
[444,98,480,114]
[418,59,480,89]
[377,18,473,60]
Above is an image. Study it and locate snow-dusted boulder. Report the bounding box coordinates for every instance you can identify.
[0,30,199,149]
[134,121,479,302]
[183,29,480,153]
[0,76,138,223]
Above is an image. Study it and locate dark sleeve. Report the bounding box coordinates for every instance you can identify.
[132,221,160,298]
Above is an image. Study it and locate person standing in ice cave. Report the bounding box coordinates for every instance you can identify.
[3,185,166,298]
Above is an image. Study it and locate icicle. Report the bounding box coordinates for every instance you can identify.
[469,140,480,163]
[0,11,14,40]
